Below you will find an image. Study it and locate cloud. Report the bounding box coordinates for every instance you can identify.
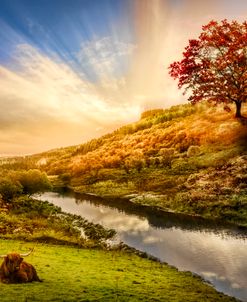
[3,0,247,155]
[0,44,140,155]
[76,36,135,81]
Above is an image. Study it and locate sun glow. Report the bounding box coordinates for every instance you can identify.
[0,0,247,155]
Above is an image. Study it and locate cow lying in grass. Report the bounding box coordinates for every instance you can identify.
[0,249,42,283]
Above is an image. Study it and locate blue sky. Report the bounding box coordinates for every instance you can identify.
[0,0,134,80]
[1,0,247,155]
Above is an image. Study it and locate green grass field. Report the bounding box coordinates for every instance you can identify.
[0,239,237,302]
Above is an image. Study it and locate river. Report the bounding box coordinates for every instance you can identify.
[38,191,247,301]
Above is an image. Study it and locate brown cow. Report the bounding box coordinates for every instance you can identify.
[0,249,42,283]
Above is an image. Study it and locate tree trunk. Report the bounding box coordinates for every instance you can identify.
[235,101,242,118]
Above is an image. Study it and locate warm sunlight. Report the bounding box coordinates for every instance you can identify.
[1,0,247,155]
[0,1,247,301]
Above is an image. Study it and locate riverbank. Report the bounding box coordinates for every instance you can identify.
[0,195,244,301]
[68,188,247,233]
[0,195,115,248]
[69,171,247,228]
[0,238,238,302]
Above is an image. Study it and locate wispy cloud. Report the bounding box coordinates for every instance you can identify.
[0,44,140,155]
[1,0,247,155]
[76,36,135,80]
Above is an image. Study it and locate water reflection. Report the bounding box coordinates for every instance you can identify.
[38,191,247,301]
[74,192,247,239]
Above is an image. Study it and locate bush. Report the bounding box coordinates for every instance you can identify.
[171,158,199,172]
[158,148,175,167]
[141,109,164,119]
[58,173,71,185]
[187,146,201,157]
[0,178,23,201]
[17,169,52,195]
[12,196,61,217]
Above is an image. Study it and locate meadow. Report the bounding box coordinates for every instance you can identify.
[0,239,237,302]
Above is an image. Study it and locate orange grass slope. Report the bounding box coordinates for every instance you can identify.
[58,102,246,176]
[6,102,246,181]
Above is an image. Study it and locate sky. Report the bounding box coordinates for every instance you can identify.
[1,0,247,156]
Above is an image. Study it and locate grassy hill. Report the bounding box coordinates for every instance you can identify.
[0,239,237,302]
[1,102,247,226]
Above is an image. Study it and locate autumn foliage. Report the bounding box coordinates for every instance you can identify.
[1,103,246,190]
[169,20,247,118]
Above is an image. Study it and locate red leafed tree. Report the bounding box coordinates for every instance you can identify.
[169,20,247,118]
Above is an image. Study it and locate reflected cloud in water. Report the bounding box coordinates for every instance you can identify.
[38,192,247,301]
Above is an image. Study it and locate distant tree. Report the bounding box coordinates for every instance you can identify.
[141,109,164,119]
[169,20,247,118]
[17,169,52,195]
[58,173,71,186]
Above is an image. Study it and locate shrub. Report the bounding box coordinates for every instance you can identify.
[171,158,199,172]
[0,177,23,201]
[17,169,52,195]
[12,196,61,217]
[141,109,164,119]
[58,173,71,185]
[187,146,201,157]
[158,148,175,167]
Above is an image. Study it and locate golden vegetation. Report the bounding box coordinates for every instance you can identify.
[1,102,247,225]
[27,102,246,178]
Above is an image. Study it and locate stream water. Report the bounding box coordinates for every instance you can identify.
[38,191,247,301]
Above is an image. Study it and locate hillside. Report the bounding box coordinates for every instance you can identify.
[1,102,247,226]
